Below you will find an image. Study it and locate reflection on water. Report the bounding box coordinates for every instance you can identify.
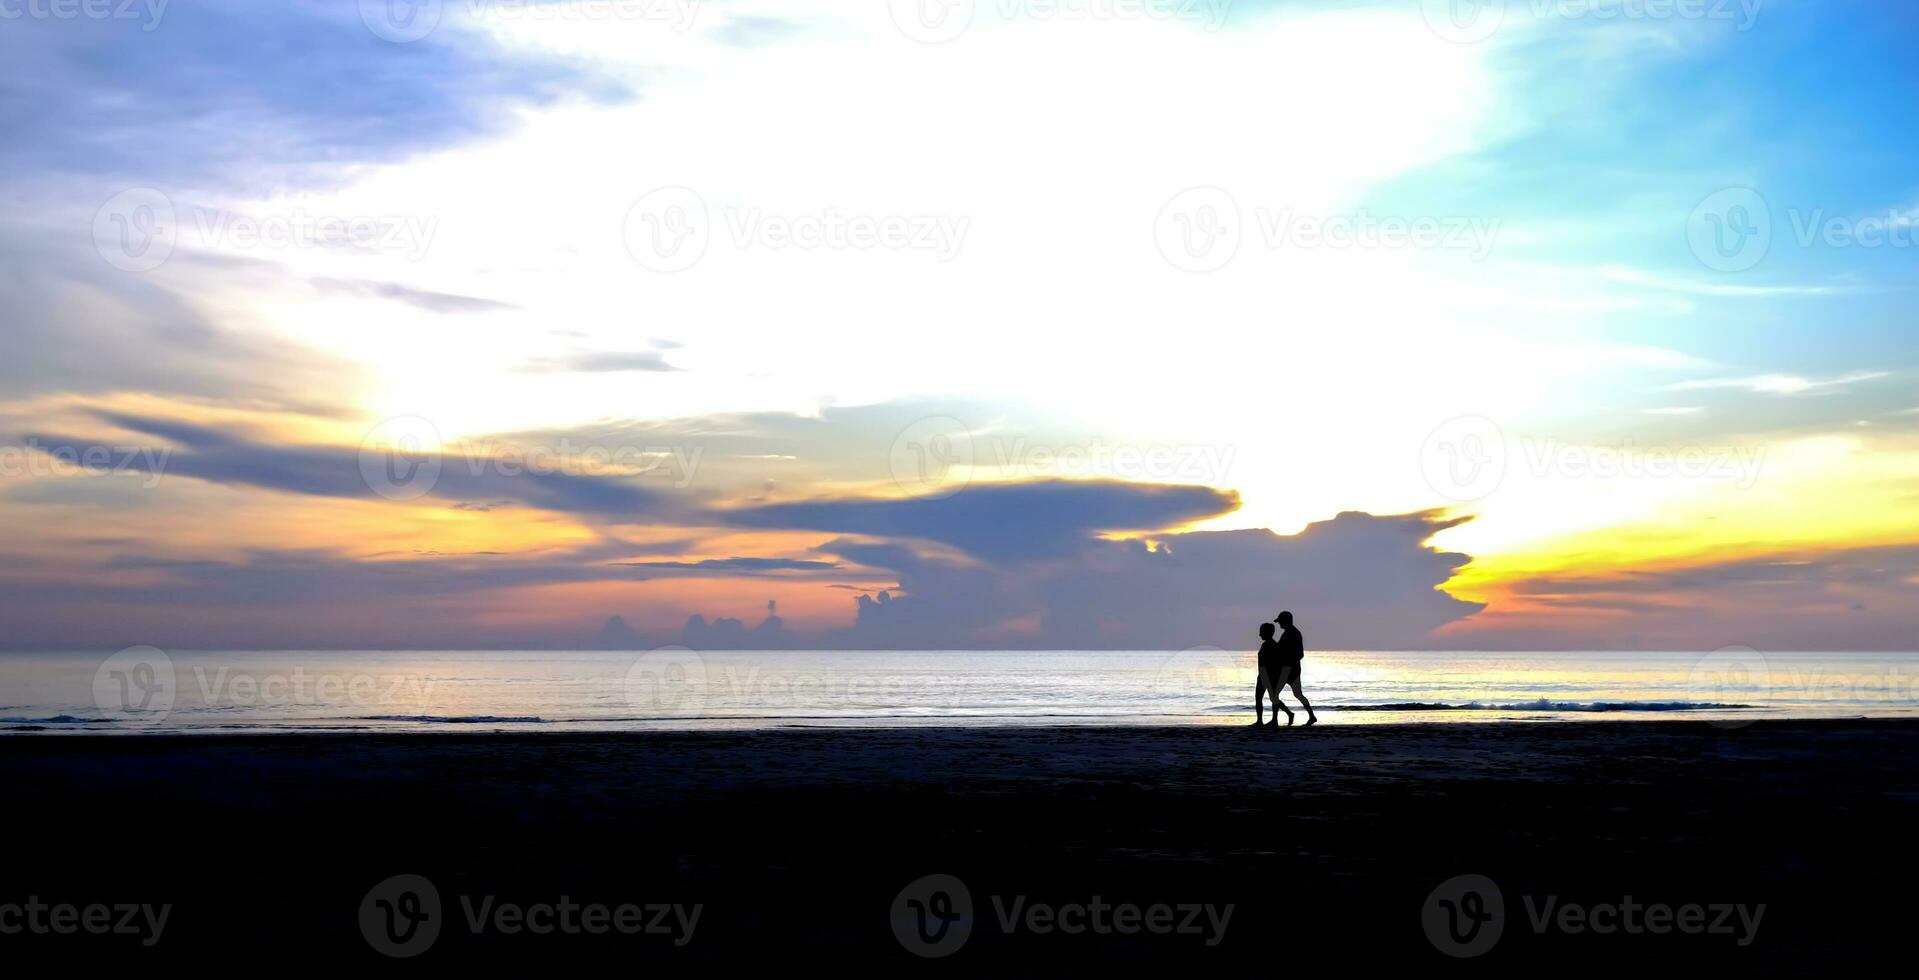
[1,649,1915,733]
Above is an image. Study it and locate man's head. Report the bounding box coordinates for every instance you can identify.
[1276,610,1294,628]
[1258,622,1275,640]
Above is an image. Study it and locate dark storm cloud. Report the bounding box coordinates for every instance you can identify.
[727,480,1242,561]
[813,510,1484,650]
[26,412,680,517]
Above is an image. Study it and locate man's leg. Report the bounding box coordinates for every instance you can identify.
[1288,672,1318,726]
[1270,667,1294,726]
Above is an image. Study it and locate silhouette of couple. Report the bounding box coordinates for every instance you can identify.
[1254,610,1317,727]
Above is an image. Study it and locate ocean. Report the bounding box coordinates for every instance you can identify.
[2,648,1914,733]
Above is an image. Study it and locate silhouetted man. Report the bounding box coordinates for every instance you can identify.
[1253,622,1291,727]
[1273,611,1317,727]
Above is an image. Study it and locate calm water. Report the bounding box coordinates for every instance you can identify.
[2,649,1915,733]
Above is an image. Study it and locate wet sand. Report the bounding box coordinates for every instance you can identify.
[1,719,1913,971]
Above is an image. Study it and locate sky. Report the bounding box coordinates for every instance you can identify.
[1,0,1915,651]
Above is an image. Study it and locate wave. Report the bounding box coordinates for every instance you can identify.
[353,715,550,724]
[0,715,118,724]
[1329,700,1758,713]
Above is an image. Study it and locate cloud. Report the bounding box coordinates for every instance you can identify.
[0,1,626,192]
[1667,371,1892,396]
[708,16,808,49]
[0,237,360,411]
[309,278,518,314]
[612,557,840,575]
[813,510,1483,649]
[727,480,1241,560]
[28,412,681,517]
[521,351,680,373]
[1449,543,1919,651]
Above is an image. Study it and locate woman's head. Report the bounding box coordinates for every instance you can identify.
[1258,622,1275,640]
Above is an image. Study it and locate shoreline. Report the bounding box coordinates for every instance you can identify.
[1,713,1901,735]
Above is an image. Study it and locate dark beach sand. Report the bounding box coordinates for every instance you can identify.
[2,720,1914,972]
